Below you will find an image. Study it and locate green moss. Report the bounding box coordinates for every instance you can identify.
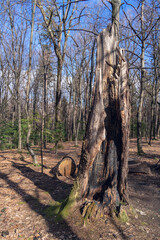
[43,202,61,218]
[43,181,80,221]
[57,181,80,221]
[18,201,25,205]
[118,209,128,223]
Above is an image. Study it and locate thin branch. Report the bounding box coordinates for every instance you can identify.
[122,8,142,42]
[124,0,139,15]
[47,11,53,27]
[60,0,88,8]
[101,0,112,12]
[129,66,160,70]
[55,28,98,36]
[125,49,142,60]
[144,16,160,41]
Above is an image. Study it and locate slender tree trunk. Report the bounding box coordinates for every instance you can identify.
[137,0,145,155]
[149,98,154,145]
[55,58,62,153]
[26,0,37,163]
[89,39,96,108]
[153,34,159,139]
[75,77,82,146]
[43,63,47,149]
[85,68,89,127]
[67,85,73,141]
[41,110,44,173]
[17,91,22,151]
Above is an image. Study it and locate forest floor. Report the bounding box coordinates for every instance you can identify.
[0,139,160,240]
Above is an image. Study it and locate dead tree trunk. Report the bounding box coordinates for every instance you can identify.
[78,25,130,210]
[60,25,130,219]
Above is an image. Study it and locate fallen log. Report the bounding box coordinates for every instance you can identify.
[50,156,77,178]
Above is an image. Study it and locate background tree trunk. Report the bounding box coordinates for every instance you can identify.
[26,0,37,163]
[137,0,145,155]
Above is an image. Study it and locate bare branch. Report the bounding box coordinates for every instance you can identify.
[101,0,112,12]
[55,28,98,36]
[124,0,139,15]
[144,16,160,41]
[122,8,142,42]
[60,0,88,7]
[47,11,53,27]
[125,49,142,60]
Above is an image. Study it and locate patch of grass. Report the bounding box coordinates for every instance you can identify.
[18,201,25,205]
[34,164,41,167]
[129,205,137,217]
[26,164,33,167]
[44,191,50,195]
[26,163,41,167]
[74,145,79,148]
[1,208,6,213]
[141,221,147,226]
[20,156,25,161]
[118,209,128,223]
[51,144,64,151]
[34,148,40,152]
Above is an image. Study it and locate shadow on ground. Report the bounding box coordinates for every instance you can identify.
[0,162,80,240]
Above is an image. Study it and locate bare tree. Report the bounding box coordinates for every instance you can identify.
[122,0,160,154]
[37,0,82,152]
[0,0,27,150]
[25,0,38,164]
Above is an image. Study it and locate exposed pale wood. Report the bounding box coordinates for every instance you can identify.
[77,25,130,211]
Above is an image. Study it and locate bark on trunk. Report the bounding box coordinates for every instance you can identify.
[76,26,130,214]
[43,63,47,149]
[17,92,22,151]
[89,39,96,108]
[26,124,38,165]
[26,0,37,162]
[137,0,145,155]
[55,58,62,153]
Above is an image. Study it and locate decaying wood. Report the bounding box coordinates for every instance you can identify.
[50,156,77,178]
[77,25,130,213]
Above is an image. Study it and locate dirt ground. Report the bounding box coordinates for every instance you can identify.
[0,139,160,240]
